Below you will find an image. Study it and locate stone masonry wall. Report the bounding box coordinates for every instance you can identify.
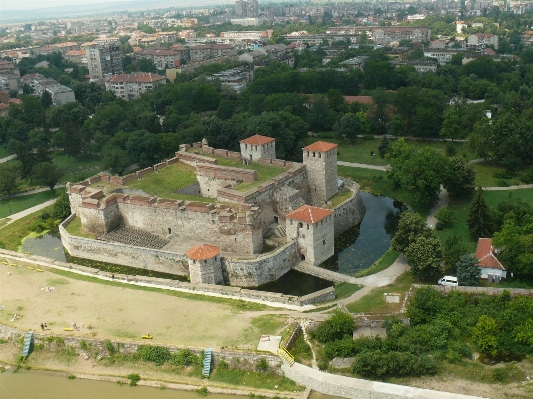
[223,241,299,287]
[333,182,366,237]
[174,181,202,197]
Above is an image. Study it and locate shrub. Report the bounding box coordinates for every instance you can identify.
[137,345,171,365]
[351,350,437,379]
[445,142,457,157]
[195,386,209,396]
[68,374,76,379]
[256,358,269,372]
[127,373,141,386]
[435,221,445,231]
[493,171,512,180]
[362,134,374,140]
[497,179,509,187]
[79,340,88,350]
[521,171,533,184]
[169,349,201,367]
[435,207,453,226]
[104,340,116,355]
[311,311,356,343]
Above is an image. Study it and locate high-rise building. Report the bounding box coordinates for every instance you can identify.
[235,0,258,17]
[86,45,123,80]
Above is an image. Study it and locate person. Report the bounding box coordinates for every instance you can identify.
[44,323,48,329]
[40,323,44,331]
[111,274,115,280]
[72,321,77,330]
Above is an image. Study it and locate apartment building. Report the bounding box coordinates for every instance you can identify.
[189,44,237,62]
[135,48,188,70]
[86,45,123,80]
[104,72,166,100]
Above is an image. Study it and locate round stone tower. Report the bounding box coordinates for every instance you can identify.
[186,244,224,285]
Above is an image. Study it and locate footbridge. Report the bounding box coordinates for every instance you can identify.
[293,263,358,284]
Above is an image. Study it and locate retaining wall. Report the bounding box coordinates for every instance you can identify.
[414,284,533,296]
[332,182,366,236]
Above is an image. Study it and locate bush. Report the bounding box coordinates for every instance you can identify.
[435,220,445,231]
[169,349,202,367]
[493,171,512,180]
[521,171,533,184]
[256,358,269,372]
[137,345,171,365]
[445,142,457,157]
[311,311,356,343]
[362,134,374,140]
[104,340,116,355]
[127,373,141,386]
[351,350,437,379]
[497,179,510,187]
[68,374,76,379]
[435,207,453,226]
[325,336,383,360]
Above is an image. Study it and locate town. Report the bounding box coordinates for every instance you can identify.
[1,1,533,398]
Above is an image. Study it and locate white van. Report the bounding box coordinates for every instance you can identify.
[438,276,458,287]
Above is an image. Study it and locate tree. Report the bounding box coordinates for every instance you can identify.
[378,135,389,158]
[405,236,443,280]
[468,187,492,239]
[126,130,160,168]
[443,157,476,198]
[472,315,499,357]
[492,217,533,276]
[442,235,468,271]
[102,145,131,175]
[456,255,481,286]
[435,207,453,227]
[439,107,461,141]
[41,90,53,109]
[392,211,432,253]
[30,162,62,191]
[0,163,19,195]
[334,113,364,140]
[53,189,71,220]
[311,310,356,343]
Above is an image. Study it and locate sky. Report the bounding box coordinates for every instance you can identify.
[1,0,131,11]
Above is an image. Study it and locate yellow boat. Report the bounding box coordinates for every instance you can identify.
[63,328,74,331]
[142,335,153,339]
[27,267,35,270]
[36,269,44,272]
[11,264,17,267]
[1,261,8,265]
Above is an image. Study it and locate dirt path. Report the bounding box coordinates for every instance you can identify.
[426,186,449,229]
[337,161,389,171]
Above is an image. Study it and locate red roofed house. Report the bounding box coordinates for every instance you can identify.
[476,238,506,279]
[240,134,276,162]
[286,205,334,265]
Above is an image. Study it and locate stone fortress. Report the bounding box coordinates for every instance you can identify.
[60,135,366,288]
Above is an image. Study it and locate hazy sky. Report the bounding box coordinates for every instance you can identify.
[1,0,130,11]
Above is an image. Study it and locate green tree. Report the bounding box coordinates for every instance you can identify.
[53,189,71,220]
[30,162,62,191]
[312,310,356,343]
[472,315,499,357]
[392,211,432,253]
[41,90,53,109]
[102,145,131,175]
[0,163,19,195]
[442,235,468,271]
[435,207,453,227]
[405,236,443,280]
[443,157,476,198]
[126,130,160,168]
[456,255,481,286]
[467,187,492,239]
[492,217,533,276]
[378,135,389,158]
[334,112,364,140]
[439,107,461,141]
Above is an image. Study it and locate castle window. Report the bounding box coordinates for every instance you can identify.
[235,237,237,242]
[319,152,322,158]
[313,152,315,157]
[323,240,326,245]
[290,220,293,226]
[245,144,248,149]
[168,228,171,234]
[298,222,303,229]
[307,224,309,230]
[306,151,309,157]
[204,260,207,264]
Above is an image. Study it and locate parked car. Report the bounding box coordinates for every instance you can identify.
[438,276,458,286]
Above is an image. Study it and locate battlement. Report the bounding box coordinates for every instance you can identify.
[196,164,257,182]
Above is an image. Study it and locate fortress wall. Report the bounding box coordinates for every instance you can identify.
[223,241,298,287]
[176,151,218,166]
[196,164,257,182]
[196,176,237,198]
[59,221,189,275]
[333,183,366,236]
[174,181,202,197]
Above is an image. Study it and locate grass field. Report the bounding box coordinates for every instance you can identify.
[50,151,104,183]
[303,137,477,166]
[346,272,414,314]
[472,162,533,187]
[0,190,57,218]
[0,204,55,250]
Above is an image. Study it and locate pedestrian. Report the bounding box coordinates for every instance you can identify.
[44,322,47,329]
[40,323,44,331]
[111,274,115,280]
[72,321,77,330]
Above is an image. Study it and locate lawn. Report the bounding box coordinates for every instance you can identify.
[50,151,104,183]
[327,187,353,208]
[334,283,363,299]
[0,204,55,250]
[0,145,13,159]
[302,137,477,166]
[434,188,533,252]
[471,161,533,188]
[126,162,206,201]
[354,249,400,278]
[64,216,97,239]
[346,272,415,314]
[0,190,58,219]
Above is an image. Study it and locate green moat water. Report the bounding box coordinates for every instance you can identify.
[21,193,401,295]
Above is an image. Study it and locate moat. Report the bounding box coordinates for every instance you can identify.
[22,192,403,296]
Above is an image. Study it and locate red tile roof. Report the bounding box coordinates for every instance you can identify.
[302,141,337,152]
[240,134,275,145]
[286,205,333,224]
[8,98,21,104]
[105,72,166,83]
[476,238,505,271]
[186,244,220,260]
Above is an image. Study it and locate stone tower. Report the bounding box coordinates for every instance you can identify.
[240,134,276,163]
[303,141,338,205]
[286,205,334,266]
[186,244,224,285]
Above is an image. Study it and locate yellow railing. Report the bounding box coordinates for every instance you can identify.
[277,345,295,366]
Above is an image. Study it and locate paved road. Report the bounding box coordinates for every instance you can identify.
[0,154,16,163]
[337,161,389,171]
[0,187,54,201]
[483,184,533,191]
[0,198,57,229]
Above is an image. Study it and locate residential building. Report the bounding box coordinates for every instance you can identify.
[391,60,438,74]
[46,84,76,106]
[340,56,369,71]
[95,37,121,47]
[238,50,265,63]
[423,48,466,65]
[0,60,21,92]
[235,0,259,17]
[86,45,123,80]
[476,238,507,280]
[65,50,87,65]
[189,44,237,62]
[135,48,187,70]
[206,65,254,93]
[20,73,75,104]
[104,72,166,100]
[468,34,498,50]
